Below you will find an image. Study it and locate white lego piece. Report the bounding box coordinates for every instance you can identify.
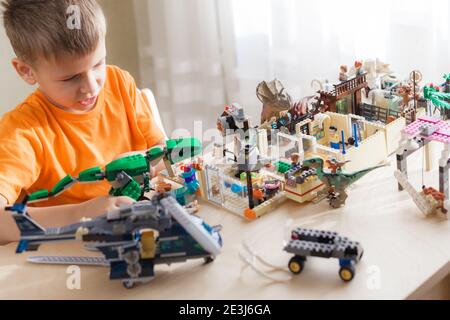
[396,132,411,155]
[439,144,450,167]
[313,112,330,130]
[257,129,269,157]
[394,170,433,216]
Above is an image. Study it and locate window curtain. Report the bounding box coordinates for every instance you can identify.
[133,0,450,136]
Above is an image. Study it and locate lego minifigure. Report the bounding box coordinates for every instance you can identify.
[422,186,447,215]
[442,74,450,93]
[140,229,157,259]
[329,126,340,150]
[339,65,348,82]
[155,175,172,193]
[184,200,200,215]
[264,180,281,199]
[325,158,350,174]
[323,79,334,92]
[354,61,364,76]
[252,188,265,205]
[290,152,301,167]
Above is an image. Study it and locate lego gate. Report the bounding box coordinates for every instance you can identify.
[360,103,414,124]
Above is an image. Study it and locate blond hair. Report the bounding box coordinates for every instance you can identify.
[1,0,106,63]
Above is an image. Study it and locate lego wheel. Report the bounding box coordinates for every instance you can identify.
[123,280,135,289]
[339,265,355,282]
[127,263,142,278]
[288,256,305,274]
[204,256,215,264]
[123,250,140,264]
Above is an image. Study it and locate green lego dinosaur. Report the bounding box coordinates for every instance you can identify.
[27,137,202,204]
[302,157,386,208]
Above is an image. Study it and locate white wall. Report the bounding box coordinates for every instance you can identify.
[98,0,141,84]
[0,25,35,115]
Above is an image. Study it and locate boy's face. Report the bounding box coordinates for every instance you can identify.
[14,40,107,113]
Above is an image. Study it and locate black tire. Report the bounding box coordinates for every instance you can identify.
[127,262,142,278]
[288,256,305,274]
[123,280,135,289]
[204,256,215,264]
[123,250,140,265]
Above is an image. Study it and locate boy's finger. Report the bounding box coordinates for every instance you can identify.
[114,196,136,204]
[114,196,136,205]
[150,167,156,178]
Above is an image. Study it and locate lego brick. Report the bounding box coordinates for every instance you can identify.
[419,123,438,136]
[284,240,334,258]
[292,227,338,244]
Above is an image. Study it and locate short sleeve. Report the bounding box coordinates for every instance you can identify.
[121,69,165,148]
[135,90,165,147]
[0,112,42,204]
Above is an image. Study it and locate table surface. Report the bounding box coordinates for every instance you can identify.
[0,152,449,300]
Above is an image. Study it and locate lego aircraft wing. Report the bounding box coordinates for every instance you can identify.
[160,197,222,256]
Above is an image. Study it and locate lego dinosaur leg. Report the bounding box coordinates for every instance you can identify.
[329,189,348,208]
[339,189,348,205]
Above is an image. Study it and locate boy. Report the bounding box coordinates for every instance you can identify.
[0,0,166,244]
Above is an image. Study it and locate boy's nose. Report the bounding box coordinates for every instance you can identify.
[80,71,99,96]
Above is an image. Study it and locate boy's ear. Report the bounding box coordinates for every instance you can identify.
[11,58,37,85]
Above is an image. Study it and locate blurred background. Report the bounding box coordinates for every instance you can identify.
[1,0,450,136]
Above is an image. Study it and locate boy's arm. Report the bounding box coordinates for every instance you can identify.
[0,195,19,244]
[119,68,166,147]
[0,194,84,244]
[0,194,135,245]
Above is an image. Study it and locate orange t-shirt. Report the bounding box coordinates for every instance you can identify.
[0,65,165,206]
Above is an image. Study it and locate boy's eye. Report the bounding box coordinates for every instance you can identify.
[62,75,78,82]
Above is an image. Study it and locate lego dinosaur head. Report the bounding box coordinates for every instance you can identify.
[302,157,324,169]
[257,79,293,123]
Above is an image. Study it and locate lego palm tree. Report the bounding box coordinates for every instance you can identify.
[423,74,450,119]
[26,138,202,204]
[423,85,450,118]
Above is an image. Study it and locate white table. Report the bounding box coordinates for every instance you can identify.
[0,152,448,299]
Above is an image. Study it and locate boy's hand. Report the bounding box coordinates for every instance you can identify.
[79,195,135,220]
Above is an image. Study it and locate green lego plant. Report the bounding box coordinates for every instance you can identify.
[423,85,450,113]
[27,138,202,204]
